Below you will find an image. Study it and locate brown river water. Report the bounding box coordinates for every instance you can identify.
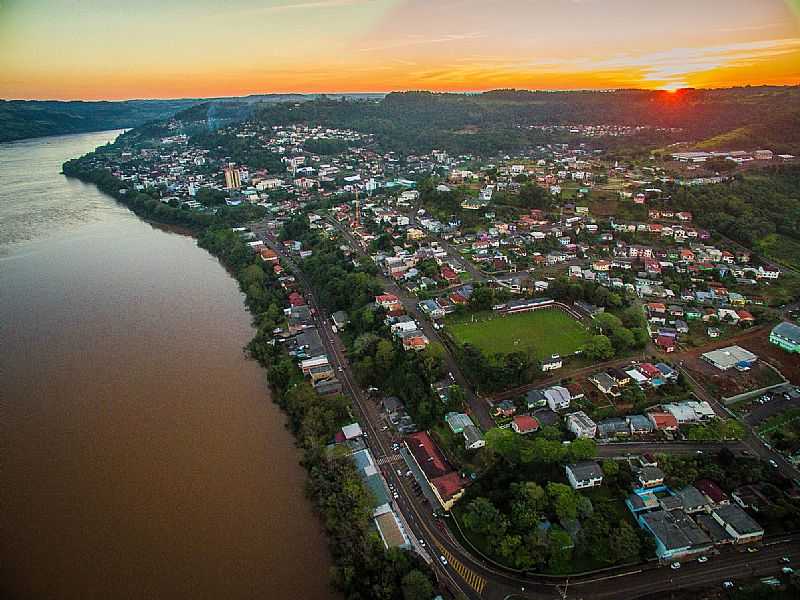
[0,131,334,600]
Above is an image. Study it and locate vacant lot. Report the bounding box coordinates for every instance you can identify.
[447,308,590,360]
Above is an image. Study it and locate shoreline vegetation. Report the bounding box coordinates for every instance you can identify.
[62,159,437,600]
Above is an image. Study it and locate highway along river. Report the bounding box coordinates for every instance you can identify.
[0,131,333,599]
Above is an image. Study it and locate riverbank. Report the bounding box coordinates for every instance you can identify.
[62,157,435,599]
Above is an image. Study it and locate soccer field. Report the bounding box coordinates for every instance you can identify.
[447,309,590,359]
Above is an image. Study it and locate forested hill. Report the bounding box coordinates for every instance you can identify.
[0,99,206,143]
[0,93,385,143]
[252,86,800,155]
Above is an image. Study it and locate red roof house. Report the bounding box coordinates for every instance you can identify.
[512,415,540,434]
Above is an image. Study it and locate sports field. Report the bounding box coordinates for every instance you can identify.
[447,309,590,359]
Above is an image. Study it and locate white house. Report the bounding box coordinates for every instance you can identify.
[566,462,603,490]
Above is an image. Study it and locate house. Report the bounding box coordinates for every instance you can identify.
[544,385,572,411]
[589,372,620,397]
[711,504,763,544]
[607,368,631,387]
[463,424,486,450]
[565,411,597,438]
[341,422,363,440]
[565,461,603,490]
[541,354,563,372]
[701,346,758,371]
[675,486,709,514]
[636,466,665,488]
[445,412,474,434]
[696,479,729,505]
[494,399,517,418]
[260,247,279,263]
[440,265,460,285]
[770,321,800,354]
[656,335,677,353]
[597,417,629,438]
[512,415,540,435]
[525,389,547,409]
[648,412,679,431]
[331,310,349,330]
[400,331,429,351]
[375,293,402,310]
[627,414,655,434]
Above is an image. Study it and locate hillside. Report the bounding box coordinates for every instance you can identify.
[250,86,800,155]
[0,93,385,143]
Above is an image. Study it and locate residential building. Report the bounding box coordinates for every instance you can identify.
[565,411,597,438]
[565,461,603,489]
[463,424,486,450]
[511,415,540,435]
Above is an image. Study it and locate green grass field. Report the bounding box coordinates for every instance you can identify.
[447,309,590,359]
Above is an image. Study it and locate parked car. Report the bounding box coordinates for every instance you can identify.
[782,567,794,574]
[670,562,681,570]
[723,581,734,589]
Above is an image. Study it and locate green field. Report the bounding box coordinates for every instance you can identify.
[447,309,590,359]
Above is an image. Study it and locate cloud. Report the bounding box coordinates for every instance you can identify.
[243,0,377,13]
[358,32,486,52]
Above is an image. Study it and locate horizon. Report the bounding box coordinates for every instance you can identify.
[3,83,800,104]
[1,0,799,101]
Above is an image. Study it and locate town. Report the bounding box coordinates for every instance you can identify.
[66,109,800,600]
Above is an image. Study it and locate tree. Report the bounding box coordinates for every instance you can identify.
[401,570,434,600]
[547,483,580,522]
[609,521,641,564]
[462,497,508,540]
[547,529,574,572]
[601,459,620,479]
[583,335,614,360]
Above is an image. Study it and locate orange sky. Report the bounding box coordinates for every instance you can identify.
[1,0,799,100]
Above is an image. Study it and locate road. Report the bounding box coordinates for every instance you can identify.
[253,222,800,600]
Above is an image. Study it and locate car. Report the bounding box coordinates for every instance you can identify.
[697,556,708,563]
[337,366,343,372]
[381,426,388,431]
[670,562,681,570]
[439,555,448,566]
[392,492,399,499]
[418,538,425,547]
[723,581,734,589]
[397,469,403,476]
[783,567,794,574]
[769,459,779,468]
[696,450,704,455]
[781,556,791,563]
[747,547,759,553]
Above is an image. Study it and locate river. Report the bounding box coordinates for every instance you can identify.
[0,131,334,600]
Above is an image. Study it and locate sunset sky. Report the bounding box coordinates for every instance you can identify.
[1,0,799,100]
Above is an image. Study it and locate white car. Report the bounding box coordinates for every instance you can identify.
[783,567,794,574]
[697,556,708,563]
[670,562,681,570]
[439,555,448,566]
[723,581,734,589]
